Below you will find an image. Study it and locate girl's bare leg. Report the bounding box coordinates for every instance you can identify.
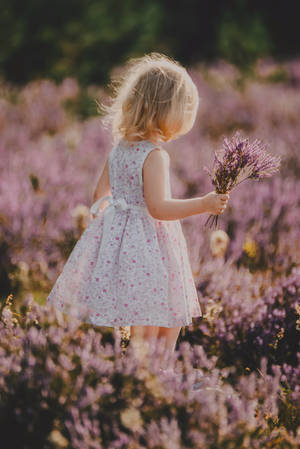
[129,325,160,366]
[157,326,182,370]
[129,325,182,371]
[130,325,160,340]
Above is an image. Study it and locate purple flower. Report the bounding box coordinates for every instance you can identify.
[204,131,281,228]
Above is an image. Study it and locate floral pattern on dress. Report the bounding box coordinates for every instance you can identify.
[47,138,202,327]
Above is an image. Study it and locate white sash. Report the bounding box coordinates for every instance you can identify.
[90,195,148,254]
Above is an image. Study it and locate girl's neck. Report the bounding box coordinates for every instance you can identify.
[125,137,151,143]
[123,135,160,146]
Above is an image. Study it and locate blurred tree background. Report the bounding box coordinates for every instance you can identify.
[0,0,299,86]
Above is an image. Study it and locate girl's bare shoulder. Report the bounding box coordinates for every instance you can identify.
[143,146,169,186]
[145,145,170,166]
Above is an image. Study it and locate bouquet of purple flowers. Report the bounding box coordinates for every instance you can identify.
[204,131,281,229]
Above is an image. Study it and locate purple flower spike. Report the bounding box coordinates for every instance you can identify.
[204,131,281,229]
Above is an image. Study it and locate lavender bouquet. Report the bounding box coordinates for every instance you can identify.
[204,131,281,229]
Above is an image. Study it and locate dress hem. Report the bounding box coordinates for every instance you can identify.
[48,301,202,328]
[89,317,203,328]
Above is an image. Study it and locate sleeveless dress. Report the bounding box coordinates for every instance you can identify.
[46,138,202,327]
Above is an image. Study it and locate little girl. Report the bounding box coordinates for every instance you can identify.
[47,52,229,372]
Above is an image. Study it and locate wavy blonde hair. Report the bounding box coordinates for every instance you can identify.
[97,52,199,146]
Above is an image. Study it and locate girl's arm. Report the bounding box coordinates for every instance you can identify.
[143,149,228,221]
[92,157,112,210]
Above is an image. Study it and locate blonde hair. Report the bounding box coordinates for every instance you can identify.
[97,52,199,146]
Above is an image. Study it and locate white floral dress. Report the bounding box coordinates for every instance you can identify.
[47,138,202,327]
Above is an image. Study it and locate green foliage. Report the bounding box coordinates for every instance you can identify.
[262,68,290,84]
[217,12,272,71]
[62,87,98,120]
[0,0,163,86]
[0,0,299,85]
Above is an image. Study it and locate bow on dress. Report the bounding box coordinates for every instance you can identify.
[89,195,147,255]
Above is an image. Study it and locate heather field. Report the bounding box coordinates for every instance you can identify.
[1,59,300,448]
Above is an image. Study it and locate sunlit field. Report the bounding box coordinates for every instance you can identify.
[1,59,300,448]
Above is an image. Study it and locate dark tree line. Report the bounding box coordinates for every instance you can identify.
[0,0,299,86]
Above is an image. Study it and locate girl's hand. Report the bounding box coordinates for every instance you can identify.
[202,191,229,215]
